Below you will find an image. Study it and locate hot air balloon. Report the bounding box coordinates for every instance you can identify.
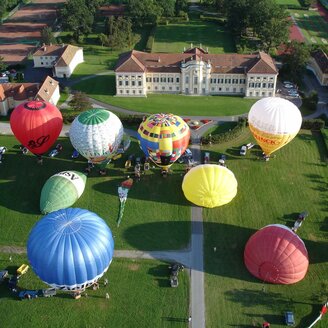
[244,224,309,284]
[248,97,302,156]
[27,208,114,291]
[69,109,124,164]
[10,101,63,155]
[40,171,87,214]
[137,113,190,170]
[182,164,238,208]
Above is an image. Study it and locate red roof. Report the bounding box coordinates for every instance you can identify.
[244,224,309,284]
[115,47,278,75]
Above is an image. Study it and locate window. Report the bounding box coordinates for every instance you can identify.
[225,79,231,84]
[202,88,205,93]
[226,87,230,91]
[262,83,266,88]
[268,83,274,88]
[120,90,123,94]
[219,87,222,91]
[220,78,224,83]
[125,81,129,86]
[186,88,189,94]
[40,56,43,60]
[131,76,135,79]
[176,77,180,83]
[240,79,246,84]
[119,81,122,86]
[126,90,129,94]
[233,87,236,92]
[210,78,213,84]
[137,75,142,79]
[256,92,259,96]
[213,78,217,83]
[146,77,151,82]
[133,90,136,94]
[211,87,215,91]
[232,79,238,84]
[155,86,158,90]
[139,90,142,94]
[138,81,142,86]
[160,77,164,83]
[269,92,272,96]
[162,86,165,90]
[249,92,253,96]
[262,92,265,96]
[132,81,135,86]
[176,86,179,90]
[185,76,189,83]
[249,83,254,88]
[194,77,198,84]
[240,88,244,93]
[41,62,44,65]
[148,86,150,90]
[255,83,261,88]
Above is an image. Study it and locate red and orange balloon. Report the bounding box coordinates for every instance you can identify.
[10,101,63,155]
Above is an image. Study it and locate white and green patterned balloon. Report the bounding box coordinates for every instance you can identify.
[40,171,87,214]
[69,109,124,164]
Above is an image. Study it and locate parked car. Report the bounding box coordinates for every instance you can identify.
[285,311,295,326]
[169,263,184,277]
[184,148,193,159]
[240,145,247,156]
[0,270,8,283]
[170,275,178,288]
[283,81,293,85]
[204,152,210,164]
[246,143,255,149]
[18,290,39,300]
[284,83,294,89]
[40,288,56,297]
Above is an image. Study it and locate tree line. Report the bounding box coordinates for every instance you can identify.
[0,0,27,18]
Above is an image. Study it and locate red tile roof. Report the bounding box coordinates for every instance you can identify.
[0,83,39,101]
[115,48,278,75]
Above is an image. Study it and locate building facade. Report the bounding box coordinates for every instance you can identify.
[0,76,60,116]
[115,47,278,97]
[33,44,84,78]
[308,49,328,86]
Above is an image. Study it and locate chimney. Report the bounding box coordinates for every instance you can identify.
[200,43,202,49]
[43,46,47,52]
[183,46,186,52]
[45,89,49,94]
[49,79,53,85]
[206,47,208,53]
[158,57,161,63]
[191,43,193,48]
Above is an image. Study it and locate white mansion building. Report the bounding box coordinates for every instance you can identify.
[115,47,278,97]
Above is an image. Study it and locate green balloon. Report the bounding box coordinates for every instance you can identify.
[40,171,87,214]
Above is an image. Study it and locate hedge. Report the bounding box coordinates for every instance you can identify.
[201,117,247,145]
[301,119,325,130]
[145,25,156,52]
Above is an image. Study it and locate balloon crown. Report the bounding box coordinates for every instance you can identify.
[24,101,47,110]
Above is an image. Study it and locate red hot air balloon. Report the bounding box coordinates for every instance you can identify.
[244,224,309,284]
[10,101,63,155]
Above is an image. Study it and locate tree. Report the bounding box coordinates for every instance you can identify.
[126,0,163,26]
[68,92,92,112]
[225,0,251,36]
[0,56,7,72]
[175,0,188,15]
[282,41,310,84]
[61,0,94,42]
[98,33,109,47]
[41,27,56,45]
[157,0,175,17]
[108,17,138,49]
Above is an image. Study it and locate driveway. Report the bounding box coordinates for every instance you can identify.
[23,59,53,83]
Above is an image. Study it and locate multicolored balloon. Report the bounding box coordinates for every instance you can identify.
[10,101,63,155]
[182,164,238,208]
[137,113,190,169]
[69,109,124,164]
[40,171,87,214]
[27,208,114,291]
[244,224,309,284]
[248,97,302,155]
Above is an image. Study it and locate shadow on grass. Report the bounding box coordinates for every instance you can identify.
[148,264,171,288]
[162,317,188,323]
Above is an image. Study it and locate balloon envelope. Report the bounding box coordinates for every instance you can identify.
[182,164,238,208]
[248,97,302,155]
[244,224,309,284]
[10,101,63,155]
[27,208,114,290]
[40,171,87,214]
[69,109,124,164]
[138,113,190,169]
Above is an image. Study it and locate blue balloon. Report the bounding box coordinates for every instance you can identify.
[27,208,114,291]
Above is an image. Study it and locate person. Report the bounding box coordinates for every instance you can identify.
[188,316,191,323]
[105,293,109,300]
[37,155,43,165]
[56,143,63,152]
[104,278,108,286]
[262,322,270,328]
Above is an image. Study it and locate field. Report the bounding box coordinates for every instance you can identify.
[201,128,328,327]
[0,255,189,328]
[73,75,256,116]
[0,136,191,250]
[152,15,235,54]
[290,9,328,45]
[275,0,302,7]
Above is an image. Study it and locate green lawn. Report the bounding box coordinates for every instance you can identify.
[73,75,256,116]
[290,10,328,45]
[201,129,328,327]
[0,136,190,250]
[275,0,302,7]
[0,255,189,328]
[152,15,236,53]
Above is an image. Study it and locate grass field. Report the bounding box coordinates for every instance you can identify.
[201,128,328,327]
[0,255,189,328]
[275,0,302,7]
[152,15,236,54]
[73,75,256,116]
[290,9,328,45]
[0,137,191,250]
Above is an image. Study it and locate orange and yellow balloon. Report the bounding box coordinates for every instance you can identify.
[248,97,302,155]
[182,164,238,208]
[137,113,190,170]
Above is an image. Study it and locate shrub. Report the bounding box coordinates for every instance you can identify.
[301,119,325,130]
[201,117,246,144]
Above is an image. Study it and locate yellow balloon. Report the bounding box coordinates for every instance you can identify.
[248,97,302,155]
[182,164,238,208]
